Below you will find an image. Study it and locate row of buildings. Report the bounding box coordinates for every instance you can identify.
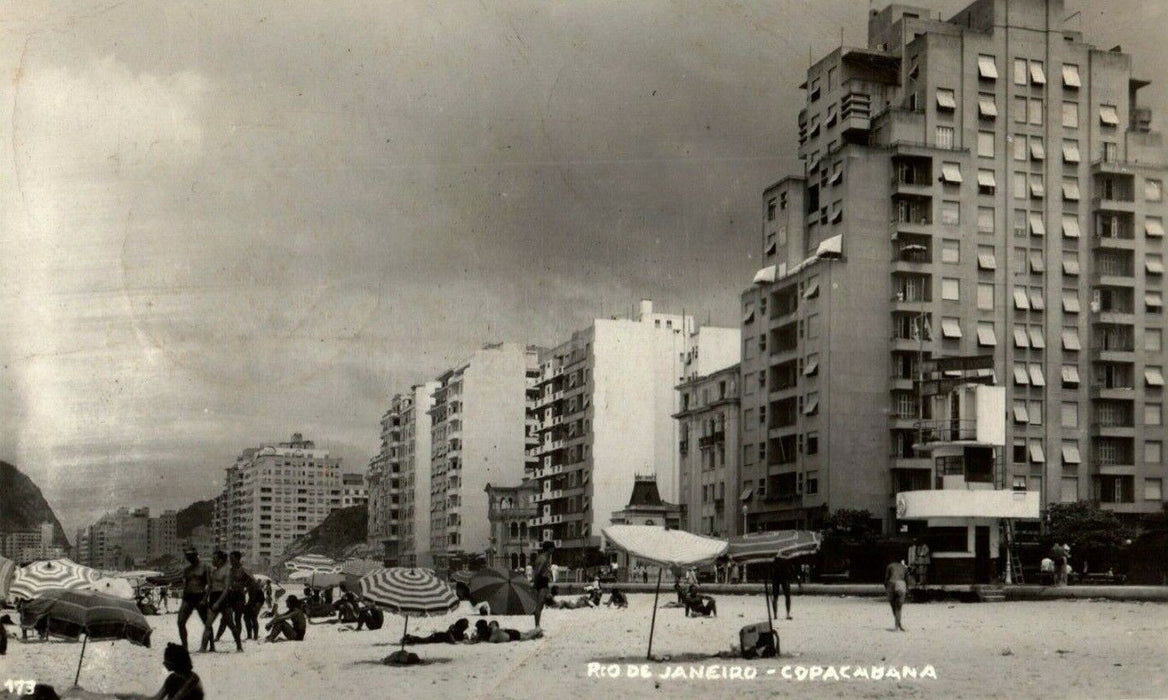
[74,508,178,570]
[0,523,66,563]
[367,0,1168,583]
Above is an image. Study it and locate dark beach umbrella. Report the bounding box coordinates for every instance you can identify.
[468,565,539,616]
[20,588,152,686]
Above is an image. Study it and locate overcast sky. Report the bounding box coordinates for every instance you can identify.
[1,1,1164,535]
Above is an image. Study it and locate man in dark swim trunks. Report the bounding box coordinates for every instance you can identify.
[771,557,793,620]
[532,540,554,630]
[213,551,258,644]
[264,596,307,642]
[202,550,242,652]
[177,547,211,651]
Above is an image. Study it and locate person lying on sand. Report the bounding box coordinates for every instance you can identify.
[464,620,543,643]
[264,596,306,642]
[401,618,469,644]
[545,587,600,609]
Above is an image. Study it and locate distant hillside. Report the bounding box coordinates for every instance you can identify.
[175,498,215,538]
[275,505,370,568]
[0,461,70,549]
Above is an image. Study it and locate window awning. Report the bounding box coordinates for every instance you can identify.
[978,55,998,80]
[803,358,819,376]
[1013,365,1029,384]
[978,252,997,270]
[830,207,843,223]
[1062,329,1080,351]
[977,325,997,347]
[936,89,957,110]
[740,488,753,502]
[1030,63,1046,85]
[1062,64,1081,88]
[1147,258,1165,275]
[1062,142,1081,163]
[1063,257,1080,275]
[803,280,820,299]
[1029,289,1045,310]
[1030,181,1045,198]
[1062,365,1080,386]
[940,318,962,339]
[1062,444,1082,464]
[1147,368,1165,387]
[1013,288,1030,310]
[1062,182,1081,201]
[978,97,998,118]
[978,170,997,189]
[765,240,777,256]
[1147,292,1164,309]
[940,164,963,184]
[1013,404,1029,423]
[742,307,755,324]
[1029,327,1046,348]
[1029,443,1046,463]
[815,234,843,259]
[1030,141,1045,160]
[1030,213,1046,236]
[1063,216,1081,239]
[752,265,777,285]
[1029,365,1046,386]
[1013,327,1030,348]
[1100,105,1119,126]
[1063,293,1081,313]
[825,108,838,127]
[829,168,843,185]
[1030,251,1045,273]
[1147,218,1165,237]
[803,397,819,415]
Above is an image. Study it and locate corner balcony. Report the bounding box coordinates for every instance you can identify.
[895,489,1040,520]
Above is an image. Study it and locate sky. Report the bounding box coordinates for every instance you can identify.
[1,0,1165,536]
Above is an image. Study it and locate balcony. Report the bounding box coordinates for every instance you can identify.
[891,217,934,238]
[1089,384,1136,400]
[1090,422,1135,438]
[698,431,725,448]
[896,489,1040,520]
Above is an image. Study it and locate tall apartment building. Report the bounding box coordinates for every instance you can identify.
[367,383,438,566]
[341,473,368,507]
[213,433,342,567]
[675,363,742,537]
[531,300,738,561]
[75,508,175,568]
[740,0,1167,533]
[428,344,541,569]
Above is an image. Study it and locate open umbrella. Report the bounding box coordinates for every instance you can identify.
[601,525,728,659]
[359,567,459,661]
[341,559,383,589]
[290,570,346,588]
[0,555,15,602]
[145,565,185,587]
[9,559,101,601]
[20,588,152,686]
[284,554,340,574]
[726,530,823,636]
[468,565,538,616]
[86,577,136,600]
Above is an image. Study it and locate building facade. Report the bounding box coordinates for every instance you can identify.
[484,480,539,571]
[341,473,368,508]
[740,0,1167,533]
[675,363,742,537]
[429,343,541,569]
[531,300,737,562]
[212,433,342,567]
[74,508,176,569]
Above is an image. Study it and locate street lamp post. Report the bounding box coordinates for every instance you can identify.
[741,504,749,584]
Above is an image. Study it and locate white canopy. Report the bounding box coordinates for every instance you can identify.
[601,525,728,568]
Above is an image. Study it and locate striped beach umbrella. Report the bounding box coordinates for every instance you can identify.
[468,565,539,616]
[359,567,460,655]
[726,530,823,563]
[0,555,16,602]
[284,554,340,575]
[9,559,101,601]
[340,558,383,589]
[20,588,152,686]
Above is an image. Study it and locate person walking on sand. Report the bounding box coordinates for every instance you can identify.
[884,559,910,632]
[532,540,555,630]
[177,547,211,651]
[771,557,793,620]
[202,550,242,652]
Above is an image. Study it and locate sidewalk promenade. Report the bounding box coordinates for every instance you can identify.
[558,581,1168,601]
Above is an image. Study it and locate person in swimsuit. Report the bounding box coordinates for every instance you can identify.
[177,547,211,651]
[485,620,543,643]
[885,559,910,632]
[202,550,242,652]
[532,540,554,630]
[213,551,257,644]
[264,596,306,642]
[771,558,793,620]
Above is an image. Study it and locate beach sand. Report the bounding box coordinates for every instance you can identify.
[4,593,1167,699]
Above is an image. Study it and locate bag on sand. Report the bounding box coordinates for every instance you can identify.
[739,622,778,659]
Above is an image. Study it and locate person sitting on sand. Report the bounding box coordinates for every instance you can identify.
[605,588,628,608]
[334,585,361,624]
[401,618,469,645]
[116,642,204,700]
[264,595,306,643]
[485,620,543,643]
[356,603,384,631]
[681,584,716,617]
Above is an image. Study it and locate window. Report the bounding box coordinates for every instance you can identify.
[1061,402,1079,428]
[804,353,819,376]
[806,313,819,339]
[1063,140,1081,163]
[1013,287,1030,311]
[1146,403,1162,426]
[804,392,819,416]
[806,471,819,495]
[1062,63,1081,88]
[941,200,960,225]
[1062,441,1082,465]
[1013,400,1029,423]
[1013,476,1028,491]
[1014,362,1029,385]
[978,95,997,119]
[1103,141,1118,163]
[1062,101,1078,128]
[1014,96,1028,123]
[1146,441,1163,464]
[1029,440,1045,462]
[940,163,963,185]
[1149,255,1165,276]
[1060,477,1078,503]
[1030,61,1046,85]
[1146,479,1163,502]
[1030,400,1044,426]
[1062,178,1081,202]
[1147,292,1163,311]
[1062,290,1081,313]
[936,88,957,111]
[942,239,960,263]
[978,55,998,80]
[766,199,776,221]
[1029,325,1045,348]
[1061,364,1080,387]
[1146,179,1163,202]
[941,317,962,339]
[1062,215,1081,239]
[1013,324,1029,348]
[1146,367,1165,387]
[942,278,960,301]
[977,321,996,347]
[1014,172,1028,200]
[1029,250,1045,274]
[1029,213,1046,236]
[807,432,819,456]
[1029,363,1045,386]
[1029,98,1043,125]
[977,130,995,157]
[1030,173,1045,199]
[1014,58,1027,85]
[1147,217,1165,238]
[1013,439,1027,464]
[977,246,996,270]
[936,126,955,149]
[977,169,996,194]
[1100,104,1119,127]
[1013,137,1027,162]
[978,207,995,234]
[1030,137,1045,161]
[977,282,995,310]
[1147,329,1162,352]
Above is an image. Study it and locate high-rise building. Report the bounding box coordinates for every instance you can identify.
[341,473,368,508]
[740,0,1167,534]
[212,433,342,567]
[531,300,738,561]
[74,508,175,568]
[675,363,742,537]
[429,343,541,569]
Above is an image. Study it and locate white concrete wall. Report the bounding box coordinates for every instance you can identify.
[691,327,741,378]
[411,382,437,566]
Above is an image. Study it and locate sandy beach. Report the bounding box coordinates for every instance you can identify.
[3,593,1167,699]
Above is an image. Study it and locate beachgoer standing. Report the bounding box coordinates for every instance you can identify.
[771,558,793,620]
[202,550,243,652]
[264,580,274,613]
[1051,544,1068,586]
[532,540,555,630]
[884,559,909,632]
[177,546,211,651]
